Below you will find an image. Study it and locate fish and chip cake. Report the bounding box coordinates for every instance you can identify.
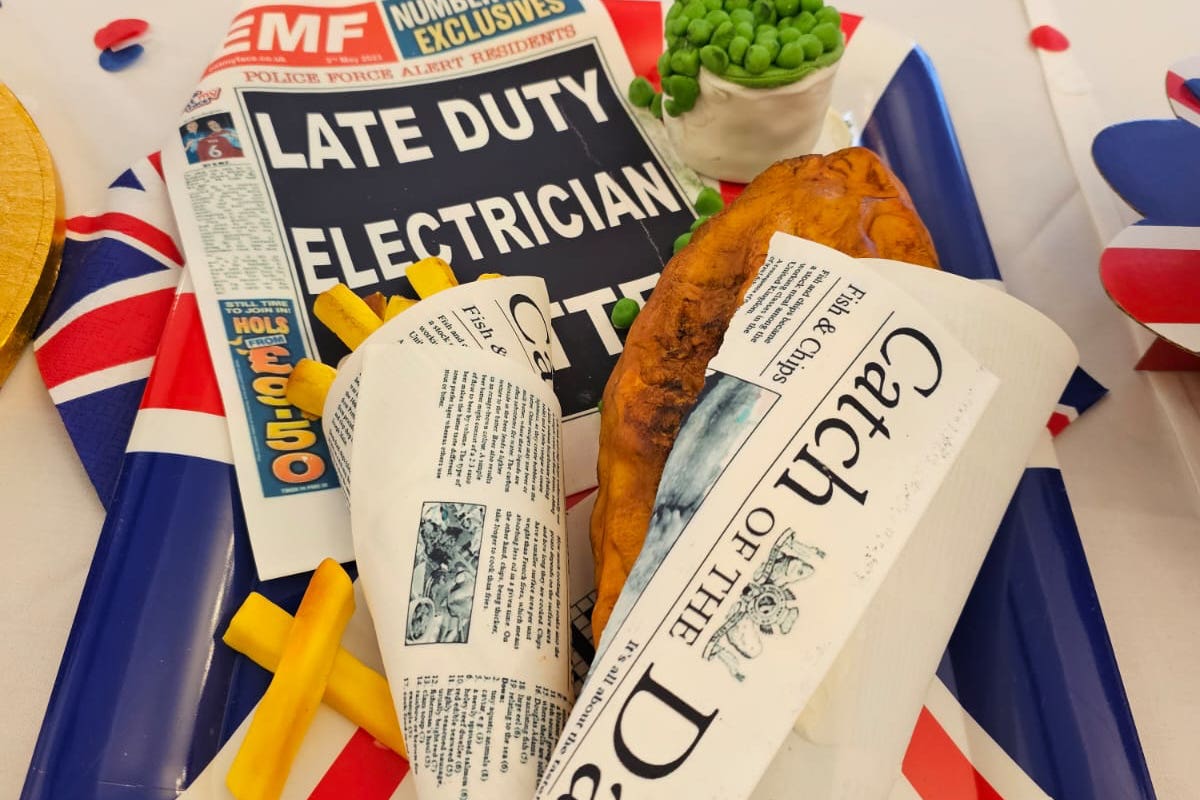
[589,147,940,640]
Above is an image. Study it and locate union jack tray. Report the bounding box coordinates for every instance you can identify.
[22,6,1148,800]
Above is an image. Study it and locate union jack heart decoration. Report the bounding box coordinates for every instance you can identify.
[1093,56,1200,360]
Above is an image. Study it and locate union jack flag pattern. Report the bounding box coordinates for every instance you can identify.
[33,153,184,506]
[1047,366,1106,436]
[24,7,1144,800]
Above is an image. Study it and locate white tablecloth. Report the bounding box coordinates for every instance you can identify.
[2,0,1198,795]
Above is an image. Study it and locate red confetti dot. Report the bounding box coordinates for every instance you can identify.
[1029,24,1070,52]
[94,18,149,51]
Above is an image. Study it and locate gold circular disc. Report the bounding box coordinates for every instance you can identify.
[0,83,63,387]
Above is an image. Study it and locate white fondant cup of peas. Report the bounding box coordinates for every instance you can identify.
[629,0,845,183]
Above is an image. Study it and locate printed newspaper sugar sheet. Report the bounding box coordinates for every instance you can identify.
[351,338,571,800]
[162,0,703,578]
[536,234,1000,799]
[322,277,571,799]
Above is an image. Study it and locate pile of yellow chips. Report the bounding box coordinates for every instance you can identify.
[285,256,497,417]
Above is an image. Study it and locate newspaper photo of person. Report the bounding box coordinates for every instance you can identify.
[406,501,485,645]
[179,119,204,164]
[178,112,243,164]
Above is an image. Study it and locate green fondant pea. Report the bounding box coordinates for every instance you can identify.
[775,0,800,16]
[610,298,640,329]
[811,21,840,51]
[628,77,655,107]
[705,9,731,27]
[711,20,736,49]
[776,40,805,68]
[658,50,674,79]
[744,43,771,73]
[670,48,700,76]
[729,7,755,25]
[752,0,776,25]
[667,74,700,108]
[687,18,714,45]
[694,186,724,215]
[728,35,751,64]
[798,33,822,60]
[700,44,730,74]
[814,5,840,26]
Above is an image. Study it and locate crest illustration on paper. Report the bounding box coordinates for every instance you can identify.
[703,532,825,682]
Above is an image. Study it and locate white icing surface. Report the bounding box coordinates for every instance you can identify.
[663,61,841,183]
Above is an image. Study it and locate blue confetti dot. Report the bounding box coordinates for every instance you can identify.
[99,44,144,72]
